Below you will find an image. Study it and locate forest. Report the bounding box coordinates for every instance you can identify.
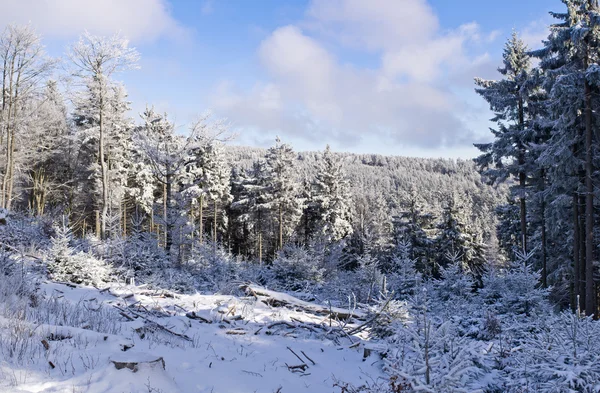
[2,1,600,392]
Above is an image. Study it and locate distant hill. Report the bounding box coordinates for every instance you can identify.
[224,145,508,255]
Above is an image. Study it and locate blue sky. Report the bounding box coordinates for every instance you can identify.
[1,0,560,158]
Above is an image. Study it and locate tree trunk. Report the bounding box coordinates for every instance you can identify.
[99,87,108,240]
[164,179,172,251]
[199,194,204,244]
[538,169,547,288]
[517,95,527,252]
[258,232,262,265]
[213,199,217,244]
[279,202,283,250]
[584,75,596,316]
[574,194,581,310]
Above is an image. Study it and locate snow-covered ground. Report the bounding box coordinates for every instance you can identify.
[0,280,384,393]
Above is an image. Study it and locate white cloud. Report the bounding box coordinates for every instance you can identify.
[0,0,186,43]
[210,0,504,153]
[305,0,439,51]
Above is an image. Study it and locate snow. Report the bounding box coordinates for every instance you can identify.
[0,281,384,393]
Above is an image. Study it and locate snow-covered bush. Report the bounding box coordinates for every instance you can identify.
[387,240,421,299]
[183,241,243,292]
[47,224,111,287]
[479,249,550,317]
[384,303,485,392]
[0,210,52,252]
[505,312,600,393]
[270,244,325,291]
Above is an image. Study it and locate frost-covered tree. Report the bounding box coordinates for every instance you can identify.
[310,145,353,243]
[475,32,534,252]
[135,108,187,252]
[434,194,486,276]
[48,222,111,286]
[506,311,600,392]
[68,31,139,239]
[387,240,421,298]
[480,248,550,317]
[184,137,232,245]
[384,287,484,393]
[263,138,302,251]
[0,24,55,210]
[229,161,272,261]
[25,80,69,216]
[528,0,600,314]
[392,192,434,275]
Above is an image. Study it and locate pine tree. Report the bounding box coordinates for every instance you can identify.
[311,145,353,243]
[474,32,533,253]
[532,0,600,314]
[434,194,486,276]
[392,192,434,275]
[263,137,301,251]
[135,108,187,252]
[184,140,232,245]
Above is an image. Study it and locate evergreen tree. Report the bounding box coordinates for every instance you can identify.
[434,194,486,276]
[532,0,600,314]
[392,192,435,275]
[263,137,302,251]
[311,145,353,243]
[474,32,534,253]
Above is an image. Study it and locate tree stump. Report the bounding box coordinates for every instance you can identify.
[110,353,165,372]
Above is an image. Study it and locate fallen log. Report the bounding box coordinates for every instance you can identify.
[241,284,364,320]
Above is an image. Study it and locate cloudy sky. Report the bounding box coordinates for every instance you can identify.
[0,0,557,158]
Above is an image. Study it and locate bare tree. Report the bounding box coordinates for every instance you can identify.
[0,24,55,210]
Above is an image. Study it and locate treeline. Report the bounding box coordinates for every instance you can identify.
[0,24,505,280]
[474,0,600,315]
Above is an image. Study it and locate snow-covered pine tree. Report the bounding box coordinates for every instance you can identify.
[387,240,421,298]
[310,145,353,244]
[184,138,232,246]
[392,191,435,276]
[474,32,534,253]
[434,194,486,276]
[263,137,302,251]
[531,0,600,315]
[135,107,187,253]
[48,221,111,286]
[229,160,273,261]
[480,248,550,318]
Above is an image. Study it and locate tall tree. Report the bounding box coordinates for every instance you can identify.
[0,24,55,210]
[264,138,301,251]
[533,0,600,315]
[311,145,353,243]
[68,32,139,239]
[474,32,533,253]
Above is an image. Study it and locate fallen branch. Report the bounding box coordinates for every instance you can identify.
[301,350,316,365]
[287,346,307,366]
[113,305,191,342]
[186,311,212,323]
[346,294,394,336]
